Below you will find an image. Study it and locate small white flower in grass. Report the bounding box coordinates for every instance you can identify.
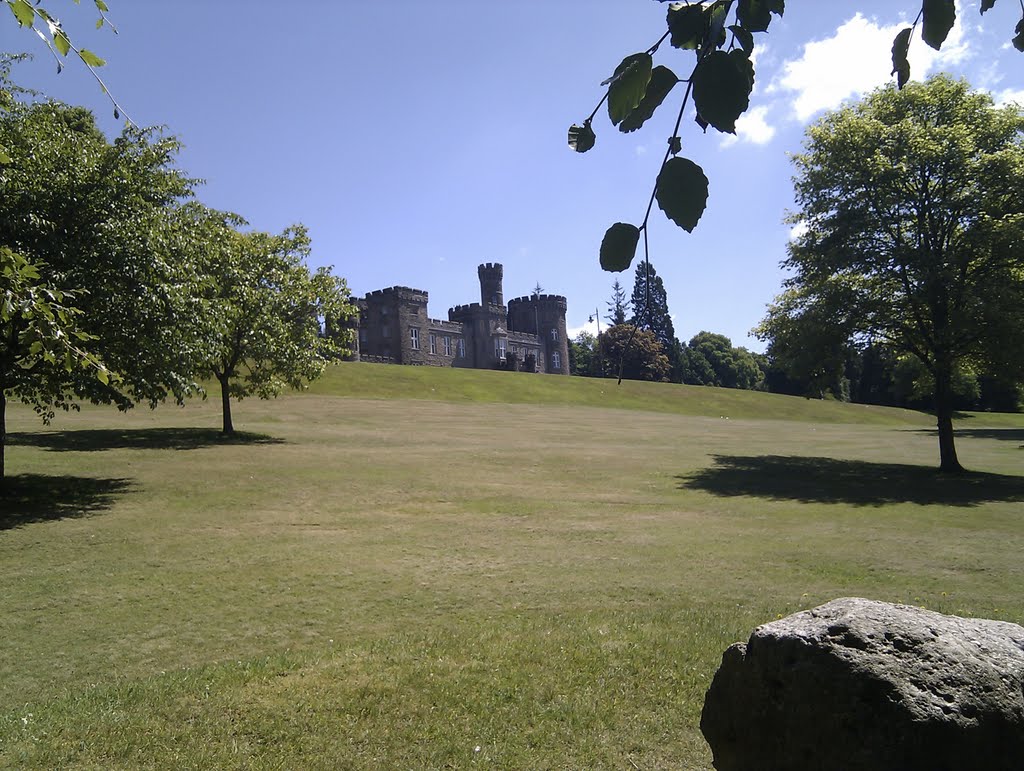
[474,746,481,753]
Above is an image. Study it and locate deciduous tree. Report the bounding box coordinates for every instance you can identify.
[594,324,670,382]
[0,91,204,410]
[758,75,1024,472]
[0,248,109,481]
[196,221,355,434]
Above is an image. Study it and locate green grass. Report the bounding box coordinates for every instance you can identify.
[2,362,1023,769]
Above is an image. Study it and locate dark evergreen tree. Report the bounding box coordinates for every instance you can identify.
[629,260,682,380]
[605,280,629,325]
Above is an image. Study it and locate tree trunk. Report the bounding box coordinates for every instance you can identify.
[1,390,6,483]
[219,373,234,435]
[934,365,964,474]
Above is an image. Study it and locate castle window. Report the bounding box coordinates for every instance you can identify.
[457,339,466,358]
[550,328,558,341]
[382,325,391,338]
[443,336,452,356]
[495,338,507,360]
[410,327,420,350]
[429,333,437,354]
[552,351,561,370]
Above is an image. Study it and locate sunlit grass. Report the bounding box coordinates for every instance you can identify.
[2,364,1022,768]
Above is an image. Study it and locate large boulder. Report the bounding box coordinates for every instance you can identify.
[700,598,1024,771]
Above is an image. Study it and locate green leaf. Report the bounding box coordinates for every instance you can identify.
[691,49,753,134]
[600,223,641,273]
[78,49,107,67]
[607,53,653,126]
[655,157,709,233]
[667,3,705,50]
[729,25,755,55]
[94,0,110,11]
[1014,17,1024,52]
[97,367,110,385]
[53,29,72,57]
[980,0,997,13]
[921,0,955,50]
[736,0,782,33]
[891,27,912,89]
[568,121,596,153]
[0,144,11,165]
[619,66,679,133]
[668,136,682,156]
[9,0,35,27]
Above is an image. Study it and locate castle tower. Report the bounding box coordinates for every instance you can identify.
[507,293,570,375]
[478,263,504,307]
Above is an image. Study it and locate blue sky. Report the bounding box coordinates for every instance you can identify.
[8,1,1024,351]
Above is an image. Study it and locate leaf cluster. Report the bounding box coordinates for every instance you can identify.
[576,1,1023,273]
[573,0,781,273]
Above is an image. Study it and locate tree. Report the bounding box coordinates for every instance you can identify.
[606,279,630,325]
[758,75,1024,473]
[0,248,110,482]
[196,221,355,434]
[0,92,205,411]
[574,1,1022,275]
[630,260,683,380]
[684,331,764,390]
[569,330,597,376]
[594,324,670,382]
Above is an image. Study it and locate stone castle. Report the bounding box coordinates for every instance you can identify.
[352,263,570,375]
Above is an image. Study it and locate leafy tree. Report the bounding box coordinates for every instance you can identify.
[196,221,355,434]
[569,330,597,376]
[606,279,630,325]
[0,92,204,410]
[683,331,764,390]
[594,324,670,382]
[0,248,110,481]
[630,260,683,379]
[758,75,1024,473]
[574,1,1022,274]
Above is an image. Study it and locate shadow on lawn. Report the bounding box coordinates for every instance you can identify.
[908,428,1024,444]
[0,474,133,529]
[7,427,285,453]
[677,455,1024,507]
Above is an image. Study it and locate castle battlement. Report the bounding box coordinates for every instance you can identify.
[354,262,568,375]
[366,286,428,302]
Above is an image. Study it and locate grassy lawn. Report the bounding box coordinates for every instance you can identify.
[2,363,1023,769]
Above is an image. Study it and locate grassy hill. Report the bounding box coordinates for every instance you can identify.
[310,360,1023,428]
[1,364,1022,769]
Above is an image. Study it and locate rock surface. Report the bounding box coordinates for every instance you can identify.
[700,597,1024,771]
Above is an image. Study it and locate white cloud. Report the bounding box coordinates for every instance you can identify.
[635,145,648,157]
[773,8,971,122]
[995,88,1024,107]
[788,221,809,242]
[721,105,776,147]
[567,317,601,339]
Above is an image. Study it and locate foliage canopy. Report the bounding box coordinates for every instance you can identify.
[758,75,1024,472]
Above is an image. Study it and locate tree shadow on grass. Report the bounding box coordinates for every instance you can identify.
[0,474,133,529]
[677,455,1024,507]
[7,428,285,453]
[907,428,1024,444]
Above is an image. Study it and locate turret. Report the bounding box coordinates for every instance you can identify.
[478,262,504,307]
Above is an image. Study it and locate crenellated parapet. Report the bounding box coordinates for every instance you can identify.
[365,286,428,304]
[508,294,568,311]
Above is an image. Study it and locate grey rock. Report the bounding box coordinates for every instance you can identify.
[700,597,1024,771]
